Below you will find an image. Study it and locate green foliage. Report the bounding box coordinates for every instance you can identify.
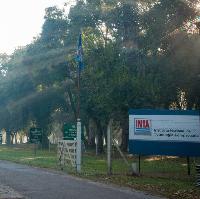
[0,0,199,149]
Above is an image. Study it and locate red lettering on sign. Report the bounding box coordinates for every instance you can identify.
[145,120,150,128]
[136,119,150,128]
[137,120,143,128]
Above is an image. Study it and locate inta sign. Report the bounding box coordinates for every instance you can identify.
[134,119,151,135]
[129,109,200,157]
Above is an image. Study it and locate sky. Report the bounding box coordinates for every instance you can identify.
[0,0,71,55]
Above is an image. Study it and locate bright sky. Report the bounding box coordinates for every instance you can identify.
[0,0,70,55]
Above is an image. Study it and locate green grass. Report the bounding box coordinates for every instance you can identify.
[0,145,58,169]
[0,145,199,199]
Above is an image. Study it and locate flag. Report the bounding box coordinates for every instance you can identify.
[75,33,84,71]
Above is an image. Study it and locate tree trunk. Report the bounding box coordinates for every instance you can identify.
[11,132,14,144]
[42,129,49,149]
[87,118,96,148]
[14,133,17,144]
[96,119,104,154]
[6,130,11,145]
[120,116,129,152]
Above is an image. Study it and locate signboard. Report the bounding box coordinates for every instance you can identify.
[129,109,200,157]
[63,123,77,140]
[30,128,42,143]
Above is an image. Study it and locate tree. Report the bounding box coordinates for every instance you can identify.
[0,0,199,151]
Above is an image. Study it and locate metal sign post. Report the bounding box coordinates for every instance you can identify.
[129,109,200,157]
[34,142,37,156]
[196,164,200,186]
[187,156,191,176]
[138,155,141,174]
[30,128,42,155]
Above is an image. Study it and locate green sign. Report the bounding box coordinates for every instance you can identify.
[30,128,42,143]
[63,123,77,140]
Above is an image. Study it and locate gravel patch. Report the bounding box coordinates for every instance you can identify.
[0,185,24,199]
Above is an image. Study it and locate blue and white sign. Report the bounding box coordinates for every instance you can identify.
[129,109,200,156]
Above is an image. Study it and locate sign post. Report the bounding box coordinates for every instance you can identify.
[30,128,42,155]
[129,109,200,157]
[187,156,191,175]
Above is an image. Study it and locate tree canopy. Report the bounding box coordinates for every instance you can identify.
[0,0,199,150]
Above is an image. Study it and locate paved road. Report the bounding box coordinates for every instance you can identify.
[0,160,164,199]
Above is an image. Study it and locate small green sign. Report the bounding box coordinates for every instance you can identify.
[30,128,42,143]
[63,123,77,140]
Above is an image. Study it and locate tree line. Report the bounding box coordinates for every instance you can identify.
[0,0,199,151]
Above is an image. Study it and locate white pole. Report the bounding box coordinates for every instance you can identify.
[95,135,98,156]
[76,118,82,172]
[107,119,113,175]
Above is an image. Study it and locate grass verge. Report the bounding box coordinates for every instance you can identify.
[0,145,199,199]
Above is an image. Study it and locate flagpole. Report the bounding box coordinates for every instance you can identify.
[77,64,80,119]
[76,33,82,173]
[76,58,81,173]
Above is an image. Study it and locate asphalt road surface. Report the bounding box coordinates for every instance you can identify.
[0,160,164,199]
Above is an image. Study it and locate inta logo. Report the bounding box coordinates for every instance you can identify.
[134,119,151,135]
